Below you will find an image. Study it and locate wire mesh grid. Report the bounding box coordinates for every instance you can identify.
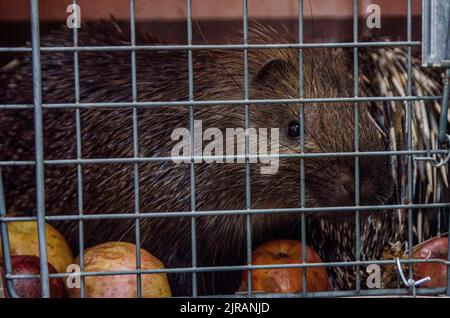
[0,0,449,298]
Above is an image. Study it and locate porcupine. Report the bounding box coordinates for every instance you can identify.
[0,20,403,295]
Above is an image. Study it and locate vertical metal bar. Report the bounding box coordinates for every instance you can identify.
[437,181,442,236]
[298,0,307,296]
[30,0,50,298]
[406,0,414,296]
[242,0,253,298]
[438,69,450,144]
[186,0,198,297]
[353,0,361,295]
[71,0,85,298]
[0,169,19,298]
[130,0,142,298]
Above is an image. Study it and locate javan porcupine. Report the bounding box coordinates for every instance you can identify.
[0,20,401,295]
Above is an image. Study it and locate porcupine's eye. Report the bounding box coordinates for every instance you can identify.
[286,120,300,139]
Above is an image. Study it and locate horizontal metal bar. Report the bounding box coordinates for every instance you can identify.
[0,95,441,110]
[1,203,449,222]
[0,149,448,167]
[0,105,33,110]
[0,41,421,54]
[0,47,31,52]
[220,287,447,298]
[4,257,449,280]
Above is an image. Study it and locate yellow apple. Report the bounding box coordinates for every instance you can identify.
[67,241,171,298]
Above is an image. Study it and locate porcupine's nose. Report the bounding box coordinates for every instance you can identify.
[335,174,355,205]
[335,173,379,207]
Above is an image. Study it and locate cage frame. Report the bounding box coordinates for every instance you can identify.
[0,0,449,298]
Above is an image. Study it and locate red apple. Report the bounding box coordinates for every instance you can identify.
[241,239,331,293]
[413,236,448,288]
[0,255,66,298]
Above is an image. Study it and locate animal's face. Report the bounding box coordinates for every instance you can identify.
[246,48,394,212]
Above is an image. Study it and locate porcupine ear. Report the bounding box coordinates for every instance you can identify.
[253,58,290,85]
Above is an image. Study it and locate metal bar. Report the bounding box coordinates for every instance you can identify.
[129,0,142,298]
[298,0,307,296]
[437,182,442,236]
[439,69,450,144]
[218,287,447,298]
[186,0,198,297]
[407,0,414,296]
[0,95,442,110]
[0,41,423,53]
[71,0,85,299]
[0,169,20,298]
[4,149,450,168]
[5,258,450,279]
[30,0,50,298]
[242,0,253,298]
[353,0,361,294]
[3,203,450,222]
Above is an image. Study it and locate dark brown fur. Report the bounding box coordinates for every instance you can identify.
[1,21,395,295]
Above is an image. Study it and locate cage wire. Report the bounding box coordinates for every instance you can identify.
[0,0,449,298]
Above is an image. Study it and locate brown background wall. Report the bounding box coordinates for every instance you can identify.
[0,0,422,21]
[0,0,423,66]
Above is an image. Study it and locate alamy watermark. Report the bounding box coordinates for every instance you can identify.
[366,264,382,289]
[66,4,81,29]
[65,3,381,30]
[66,264,81,289]
[171,120,280,174]
[366,4,381,29]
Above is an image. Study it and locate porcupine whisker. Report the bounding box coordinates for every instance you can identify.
[304,168,337,180]
[136,108,284,144]
[117,221,136,242]
[305,175,337,186]
[304,127,329,153]
[375,195,387,204]
[194,19,244,94]
[307,159,337,173]
[189,110,305,156]
[305,159,335,172]
[197,109,309,157]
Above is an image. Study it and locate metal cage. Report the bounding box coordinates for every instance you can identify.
[0,0,449,298]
